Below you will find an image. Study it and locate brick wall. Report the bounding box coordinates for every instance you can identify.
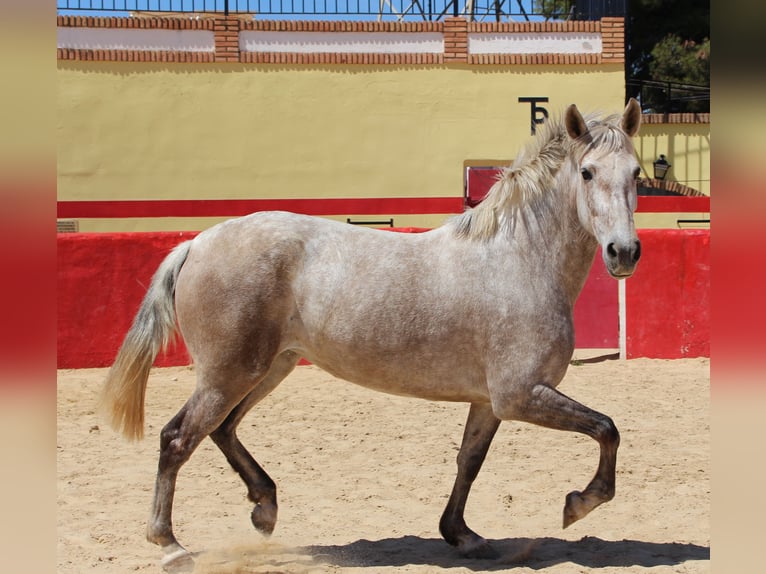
[57,14,625,66]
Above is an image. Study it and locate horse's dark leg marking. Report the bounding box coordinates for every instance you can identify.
[440,402,501,558]
[508,383,619,528]
[210,427,278,535]
[210,352,299,536]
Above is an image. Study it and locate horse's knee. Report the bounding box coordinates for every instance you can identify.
[159,417,181,449]
[596,415,620,448]
[158,422,196,468]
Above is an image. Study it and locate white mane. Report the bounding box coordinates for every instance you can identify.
[450,111,630,241]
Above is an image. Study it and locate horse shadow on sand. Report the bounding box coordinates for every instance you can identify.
[188,535,708,573]
[297,535,709,571]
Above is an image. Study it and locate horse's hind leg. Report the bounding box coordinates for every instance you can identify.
[147,390,230,568]
[440,402,501,558]
[147,370,272,569]
[504,383,620,528]
[209,351,300,537]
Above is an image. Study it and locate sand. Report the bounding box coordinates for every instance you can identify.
[57,354,709,573]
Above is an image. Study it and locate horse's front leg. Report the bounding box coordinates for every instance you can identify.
[500,383,620,528]
[440,402,501,558]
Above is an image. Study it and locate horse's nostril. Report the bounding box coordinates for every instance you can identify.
[606,242,618,259]
[633,240,642,263]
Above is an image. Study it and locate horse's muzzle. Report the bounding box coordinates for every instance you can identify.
[604,239,641,278]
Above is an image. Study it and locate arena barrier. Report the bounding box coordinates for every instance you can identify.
[626,228,710,359]
[57,232,198,369]
[57,228,708,368]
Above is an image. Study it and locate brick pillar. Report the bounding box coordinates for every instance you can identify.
[600,17,625,63]
[443,17,468,63]
[214,16,240,63]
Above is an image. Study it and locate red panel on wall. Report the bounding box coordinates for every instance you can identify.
[574,250,619,348]
[625,229,710,358]
[636,195,710,213]
[59,230,710,367]
[465,167,502,207]
[57,232,197,369]
[57,197,465,219]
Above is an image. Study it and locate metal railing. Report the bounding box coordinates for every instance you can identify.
[56,0,626,21]
[626,79,710,114]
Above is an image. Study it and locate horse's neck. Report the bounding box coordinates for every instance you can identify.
[504,168,598,305]
[558,228,599,305]
[551,170,599,305]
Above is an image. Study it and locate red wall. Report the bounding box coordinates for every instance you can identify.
[57,228,708,368]
[57,232,197,368]
[625,229,710,358]
[574,251,619,348]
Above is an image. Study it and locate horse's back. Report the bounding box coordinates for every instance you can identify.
[174,212,428,355]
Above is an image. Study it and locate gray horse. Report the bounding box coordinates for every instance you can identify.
[101,99,642,569]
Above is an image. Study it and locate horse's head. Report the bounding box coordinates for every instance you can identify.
[566,99,642,279]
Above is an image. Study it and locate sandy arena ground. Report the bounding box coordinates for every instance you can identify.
[57,354,709,573]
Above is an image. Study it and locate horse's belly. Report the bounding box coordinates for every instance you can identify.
[299,347,491,404]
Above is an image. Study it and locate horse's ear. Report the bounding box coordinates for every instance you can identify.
[564,104,589,140]
[621,98,641,137]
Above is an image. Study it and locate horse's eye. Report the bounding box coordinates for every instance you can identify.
[633,167,641,180]
[581,168,593,181]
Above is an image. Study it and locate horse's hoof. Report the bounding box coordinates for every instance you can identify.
[160,547,195,573]
[251,501,277,536]
[459,538,499,560]
[563,490,586,528]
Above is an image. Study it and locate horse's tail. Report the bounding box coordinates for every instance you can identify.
[99,240,193,441]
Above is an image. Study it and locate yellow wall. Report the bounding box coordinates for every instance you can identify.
[635,123,711,196]
[57,61,626,231]
[634,211,710,229]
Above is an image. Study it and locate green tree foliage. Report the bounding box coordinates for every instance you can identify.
[533,0,575,20]
[642,35,709,112]
[627,0,710,112]
[650,35,710,86]
[532,1,710,111]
